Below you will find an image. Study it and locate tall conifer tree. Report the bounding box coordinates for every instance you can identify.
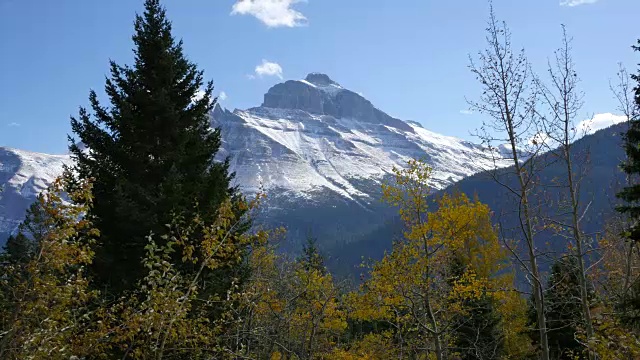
[528,256,591,359]
[68,0,240,293]
[617,40,640,241]
[615,39,640,329]
[299,236,326,274]
[448,257,504,360]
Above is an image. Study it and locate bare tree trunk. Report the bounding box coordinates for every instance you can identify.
[512,128,550,360]
[535,25,595,356]
[568,159,596,355]
[566,145,596,357]
[608,62,640,335]
[468,5,550,359]
[423,262,444,360]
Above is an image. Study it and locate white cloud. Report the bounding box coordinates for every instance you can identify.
[460,109,474,115]
[7,122,20,127]
[577,113,627,135]
[560,0,598,7]
[231,0,307,28]
[527,112,625,146]
[193,90,227,104]
[254,60,284,79]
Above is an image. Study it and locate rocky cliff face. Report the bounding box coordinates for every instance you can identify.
[262,73,414,132]
[207,73,517,247]
[215,73,511,201]
[1,73,510,247]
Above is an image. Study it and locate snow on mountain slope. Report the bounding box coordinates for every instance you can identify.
[1,73,512,243]
[0,147,72,236]
[214,73,511,205]
[1,148,70,196]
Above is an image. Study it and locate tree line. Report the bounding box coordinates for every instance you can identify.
[1,0,640,358]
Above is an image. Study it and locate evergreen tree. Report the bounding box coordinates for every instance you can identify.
[617,40,640,241]
[453,295,504,360]
[2,200,50,266]
[529,256,590,359]
[2,233,33,266]
[449,256,504,360]
[617,279,640,328]
[614,39,640,333]
[299,236,326,274]
[67,0,241,294]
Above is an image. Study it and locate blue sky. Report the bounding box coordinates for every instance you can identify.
[0,0,638,154]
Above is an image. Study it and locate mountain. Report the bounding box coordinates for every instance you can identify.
[329,123,627,277]
[0,148,72,242]
[448,123,627,264]
[1,73,512,248]
[0,73,628,279]
[215,73,512,195]
[192,73,518,247]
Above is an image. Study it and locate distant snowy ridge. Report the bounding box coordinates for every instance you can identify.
[2,72,513,242]
[215,73,512,205]
[0,147,72,236]
[1,148,71,198]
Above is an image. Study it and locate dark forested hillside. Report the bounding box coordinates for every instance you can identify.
[328,123,628,278]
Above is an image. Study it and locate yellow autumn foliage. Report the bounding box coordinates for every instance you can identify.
[0,178,103,359]
[348,159,529,359]
[233,238,347,359]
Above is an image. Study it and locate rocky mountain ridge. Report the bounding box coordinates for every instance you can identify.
[1,73,512,245]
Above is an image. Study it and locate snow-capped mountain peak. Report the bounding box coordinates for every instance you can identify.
[0,147,72,238]
[304,73,340,87]
[261,73,413,132]
[214,73,512,205]
[2,73,512,242]
[298,73,345,95]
